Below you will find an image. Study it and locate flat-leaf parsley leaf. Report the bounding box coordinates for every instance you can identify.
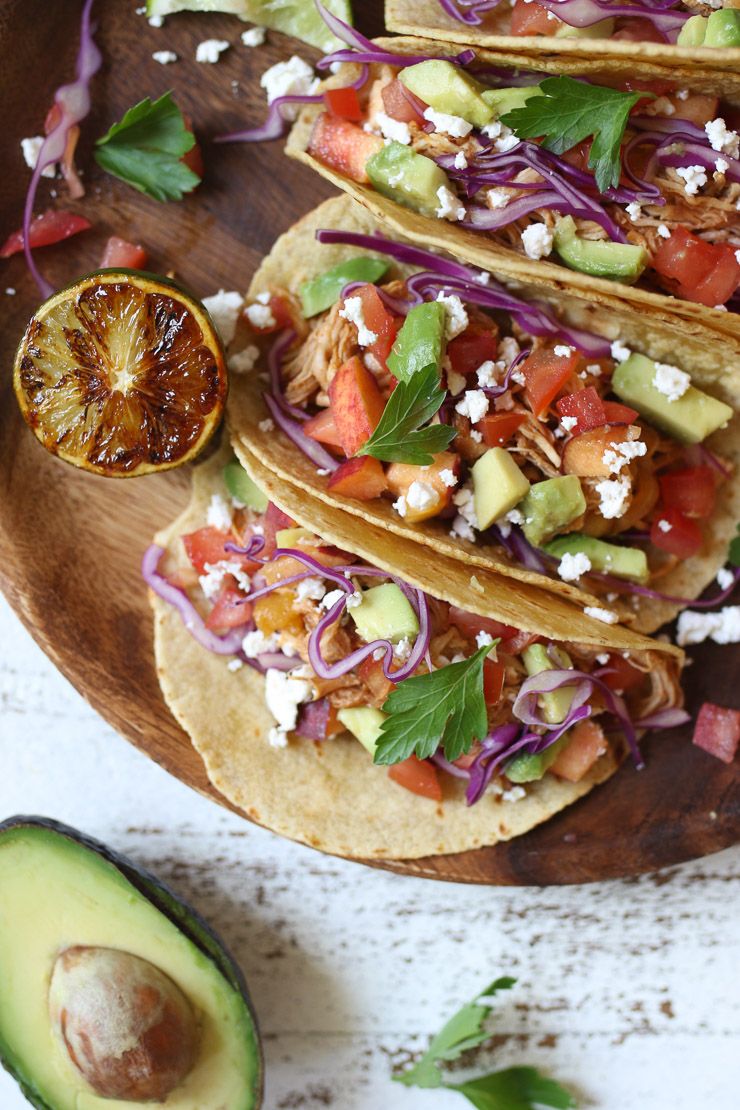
[356,362,456,465]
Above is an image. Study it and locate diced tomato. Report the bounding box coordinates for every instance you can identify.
[556,387,606,435]
[328,355,387,456]
[447,328,499,377]
[261,502,296,558]
[381,78,427,125]
[549,720,608,782]
[693,702,740,764]
[678,245,740,308]
[358,655,398,701]
[650,507,703,558]
[100,235,148,270]
[521,346,582,418]
[619,76,676,116]
[477,412,525,448]
[247,294,294,335]
[181,112,204,182]
[561,139,591,175]
[388,755,442,801]
[0,208,91,259]
[511,0,555,35]
[612,17,668,45]
[448,606,537,655]
[602,401,638,426]
[652,227,740,308]
[600,653,646,694]
[181,527,257,575]
[659,466,716,520]
[386,452,460,521]
[205,585,252,630]
[352,284,400,368]
[308,112,384,184]
[327,456,388,500]
[324,85,363,121]
[304,408,344,448]
[483,657,505,706]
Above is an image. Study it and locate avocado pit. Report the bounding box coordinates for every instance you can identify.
[48,945,198,1102]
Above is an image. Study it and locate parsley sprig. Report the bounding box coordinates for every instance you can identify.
[373,644,492,765]
[356,363,456,465]
[500,76,649,193]
[95,92,201,202]
[396,978,576,1110]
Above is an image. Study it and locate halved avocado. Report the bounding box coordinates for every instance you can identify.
[0,816,262,1110]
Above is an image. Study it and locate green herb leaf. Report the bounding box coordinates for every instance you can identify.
[728,525,740,566]
[500,76,647,193]
[356,362,456,465]
[396,978,517,1089]
[374,644,492,766]
[95,92,200,202]
[448,1067,576,1110]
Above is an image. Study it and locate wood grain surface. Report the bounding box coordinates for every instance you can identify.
[0,0,739,885]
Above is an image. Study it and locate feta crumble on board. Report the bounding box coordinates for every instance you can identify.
[241,26,266,47]
[676,607,740,647]
[560,415,577,433]
[436,293,469,339]
[494,125,519,153]
[152,50,178,64]
[558,552,592,582]
[196,39,230,64]
[206,493,232,532]
[499,336,520,364]
[21,136,55,178]
[475,631,495,650]
[451,514,475,541]
[521,223,554,261]
[148,13,164,26]
[202,290,244,346]
[230,345,260,374]
[455,389,489,424]
[436,185,466,221]
[375,111,411,145]
[583,606,619,625]
[653,362,690,402]
[260,56,318,121]
[339,296,377,346]
[245,301,277,331]
[406,481,439,513]
[423,107,473,139]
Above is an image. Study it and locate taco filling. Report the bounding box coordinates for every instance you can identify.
[235,227,735,613]
[144,454,685,808]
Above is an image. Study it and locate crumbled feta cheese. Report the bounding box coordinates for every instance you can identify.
[487,188,511,209]
[152,50,178,64]
[521,223,554,261]
[258,417,275,433]
[200,559,250,599]
[481,119,502,140]
[202,290,244,346]
[499,336,520,364]
[260,56,318,120]
[393,636,412,663]
[560,416,577,434]
[476,360,502,387]
[346,589,363,610]
[435,185,466,221]
[5,288,15,295]
[440,468,458,488]
[446,368,467,396]
[393,495,408,518]
[558,551,592,582]
[610,340,631,363]
[268,728,289,749]
[423,107,472,139]
[196,39,230,64]
[436,292,469,339]
[676,165,707,196]
[657,224,671,239]
[676,89,689,100]
[451,514,475,542]
[148,13,164,26]
[455,389,489,424]
[595,475,631,520]
[230,345,260,374]
[646,96,675,117]
[376,111,412,145]
[715,157,730,175]
[717,567,734,591]
[453,486,478,531]
[586,363,602,377]
[494,125,519,153]
[705,117,740,159]
[502,785,526,803]
[245,301,276,331]
[676,607,740,647]
[583,605,619,625]
[317,467,330,476]
[454,150,468,170]
[736,250,740,267]
[241,26,266,47]
[657,519,672,533]
[554,345,574,358]
[265,668,312,729]
[295,576,326,602]
[206,493,232,531]
[227,658,244,672]
[339,295,378,346]
[602,437,647,474]
[321,589,346,611]
[21,136,55,178]
[475,631,495,650]
[596,652,610,665]
[652,362,690,402]
[626,202,642,222]
[406,480,440,514]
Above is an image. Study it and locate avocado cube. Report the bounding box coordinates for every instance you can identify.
[612,353,733,445]
[472,448,531,531]
[482,85,544,116]
[544,534,649,584]
[522,642,574,725]
[677,14,707,46]
[223,460,269,512]
[337,707,388,757]
[705,8,740,47]
[555,16,614,37]
[366,143,453,220]
[349,583,420,644]
[275,527,317,547]
[553,216,647,284]
[299,256,390,318]
[399,60,493,128]
[518,475,587,548]
[505,733,571,783]
[386,301,446,382]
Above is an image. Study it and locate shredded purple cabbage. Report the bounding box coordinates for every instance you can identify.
[437,0,688,39]
[589,564,740,608]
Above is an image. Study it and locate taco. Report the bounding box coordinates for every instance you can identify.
[226,195,740,635]
[146,442,685,859]
[385,0,740,74]
[283,33,740,334]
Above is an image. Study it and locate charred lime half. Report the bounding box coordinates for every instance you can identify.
[13,270,228,477]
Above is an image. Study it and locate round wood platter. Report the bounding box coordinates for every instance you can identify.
[1,0,739,885]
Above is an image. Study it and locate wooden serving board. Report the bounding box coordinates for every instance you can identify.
[1,0,739,884]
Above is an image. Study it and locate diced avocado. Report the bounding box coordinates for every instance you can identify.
[399,60,493,128]
[505,733,571,784]
[349,583,420,644]
[544,534,649,584]
[553,216,647,284]
[0,816,262,1110]
[481,85,544,116]
[366,142,453,220]
[677,14,707,46]
[472,447,531,531]
[223,459,269,512]
[518,475,587,548]
[337,706,387,756]
[386,301,446,382]
[522,642,575,725]
[298,256,390,318]
[555,16,614,38]
[612,353,733,445]
[276,527,316,546]
[705,8,740,47]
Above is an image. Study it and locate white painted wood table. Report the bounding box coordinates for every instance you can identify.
[2,590,739,1110]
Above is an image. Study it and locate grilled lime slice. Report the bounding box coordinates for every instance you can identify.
[146,0,353,52]
[14,270,228,478]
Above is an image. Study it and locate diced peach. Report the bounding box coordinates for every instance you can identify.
[327,456,388,500]
[262,539,348,586]
[385,451,460,522]
[328,355,387,456]
[304,408,344,448]
[308,112,384,184]
[549,720,608,782]
[561,425,637,478]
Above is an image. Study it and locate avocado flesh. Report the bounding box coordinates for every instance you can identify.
[522,643,574,725]
[386,301,446,383]
[677,14,707,46]
[337,707,387,756]
[350,583,420,644]
[505,733,571,783]
[612,353,733,445]
[518,475,587,548]
[0,818,261,1110]
[366,142,453,220]
[399,60,493,127]
[553,216,647,283]
[299,256,389,318]
[275,527,316,546]
[482,85,543,115]
[544,534,649,584]
[705,8,740,46]
[223,460,269,512]
[473,447,531,531]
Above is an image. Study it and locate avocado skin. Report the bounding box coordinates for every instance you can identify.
[0,815,263,1110]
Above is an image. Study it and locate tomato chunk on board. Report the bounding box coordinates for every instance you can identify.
[693,703,740,764]
[100,236,148,270]
[0,208,91,258]
[388,755,442,801]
